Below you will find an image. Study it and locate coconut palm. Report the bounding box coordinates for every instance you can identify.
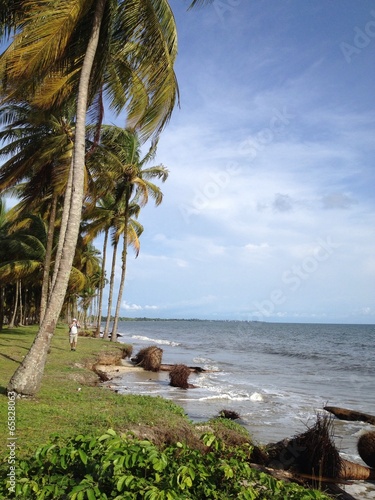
[81,193,116,337]
[1,0,181,395]
[0,102,75,323]
[93,126,168,341]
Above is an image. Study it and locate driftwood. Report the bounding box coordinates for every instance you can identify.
[159,363,211,373]
[358,431,375,468]
[249,463,357,500]
[324,406,375,425]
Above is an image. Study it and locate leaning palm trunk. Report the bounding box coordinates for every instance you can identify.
[40,193,58,324]
[7,0,107,396]
[51,160,74,292]
[111,209,129,342]
[95,229,108,337]
[103,237,119,340]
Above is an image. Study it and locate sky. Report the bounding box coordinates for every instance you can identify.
[5,1,373,324]
[102,0,375,324]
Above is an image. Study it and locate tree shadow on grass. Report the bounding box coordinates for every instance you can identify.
[0,329,33,335]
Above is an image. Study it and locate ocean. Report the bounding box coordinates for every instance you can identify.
[110,320,375,499]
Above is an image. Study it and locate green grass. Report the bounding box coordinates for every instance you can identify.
[0,325,193,457]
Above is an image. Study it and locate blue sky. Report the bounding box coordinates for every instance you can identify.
[105,0,375,324]
[4,2,372,324]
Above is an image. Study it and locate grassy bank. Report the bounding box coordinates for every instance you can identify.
[0,326,332,499]
[0,325,200,456]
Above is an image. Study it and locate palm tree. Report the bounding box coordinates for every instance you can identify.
[1,0,180,395]
[81,193,116,338]
[82,194,143,340]
[0,102,75,323]
[94,126,168,341]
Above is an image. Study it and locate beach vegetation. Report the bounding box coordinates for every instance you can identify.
[1,326,333,499]
[0,429,332,499]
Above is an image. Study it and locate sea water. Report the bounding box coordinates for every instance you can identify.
[110,320,375,499]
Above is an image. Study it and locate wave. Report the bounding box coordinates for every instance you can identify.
[130,334,180,346]
[194,391,264,402]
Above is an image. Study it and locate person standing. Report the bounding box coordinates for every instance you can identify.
[69,318,80,351]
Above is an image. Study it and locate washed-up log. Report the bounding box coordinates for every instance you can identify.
[340,458,375,480]
[324,406,375,425]
[159,363,211,373]
[358,431,375,468]
[249,464,357,500]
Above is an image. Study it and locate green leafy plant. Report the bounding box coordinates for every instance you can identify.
[0,430,332,499]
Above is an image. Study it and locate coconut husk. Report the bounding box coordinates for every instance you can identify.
[218,409,240,420]
[357,431,375,469]
[132,345,163,372]
[169,364,193,389]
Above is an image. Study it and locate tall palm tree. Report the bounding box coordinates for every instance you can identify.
[1,0,180,395]
[81,193,116,337]
[94,126,168,341]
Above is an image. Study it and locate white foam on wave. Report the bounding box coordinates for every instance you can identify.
[250,392,264,402]
[193,357,213,364]
[131,334,180,346]
[197,393,253,402]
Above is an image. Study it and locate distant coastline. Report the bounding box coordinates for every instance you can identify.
[101,317,263,323]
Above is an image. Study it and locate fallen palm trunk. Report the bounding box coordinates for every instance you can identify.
[159,363,211,373]
[339,458,375,480]
[250,463,358,500]
[324,406,375,425]
[265,414,375,481]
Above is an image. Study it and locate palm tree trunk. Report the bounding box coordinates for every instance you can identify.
[103,238,118,340]
[18,280,24,326]
[8,281,19,328]
[7,0,107,396]
[95,228,108,337]
[0,286,4,330]
[40,193,58,324]
[111,209,129,342]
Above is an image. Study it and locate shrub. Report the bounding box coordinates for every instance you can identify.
[0,430,332,499]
